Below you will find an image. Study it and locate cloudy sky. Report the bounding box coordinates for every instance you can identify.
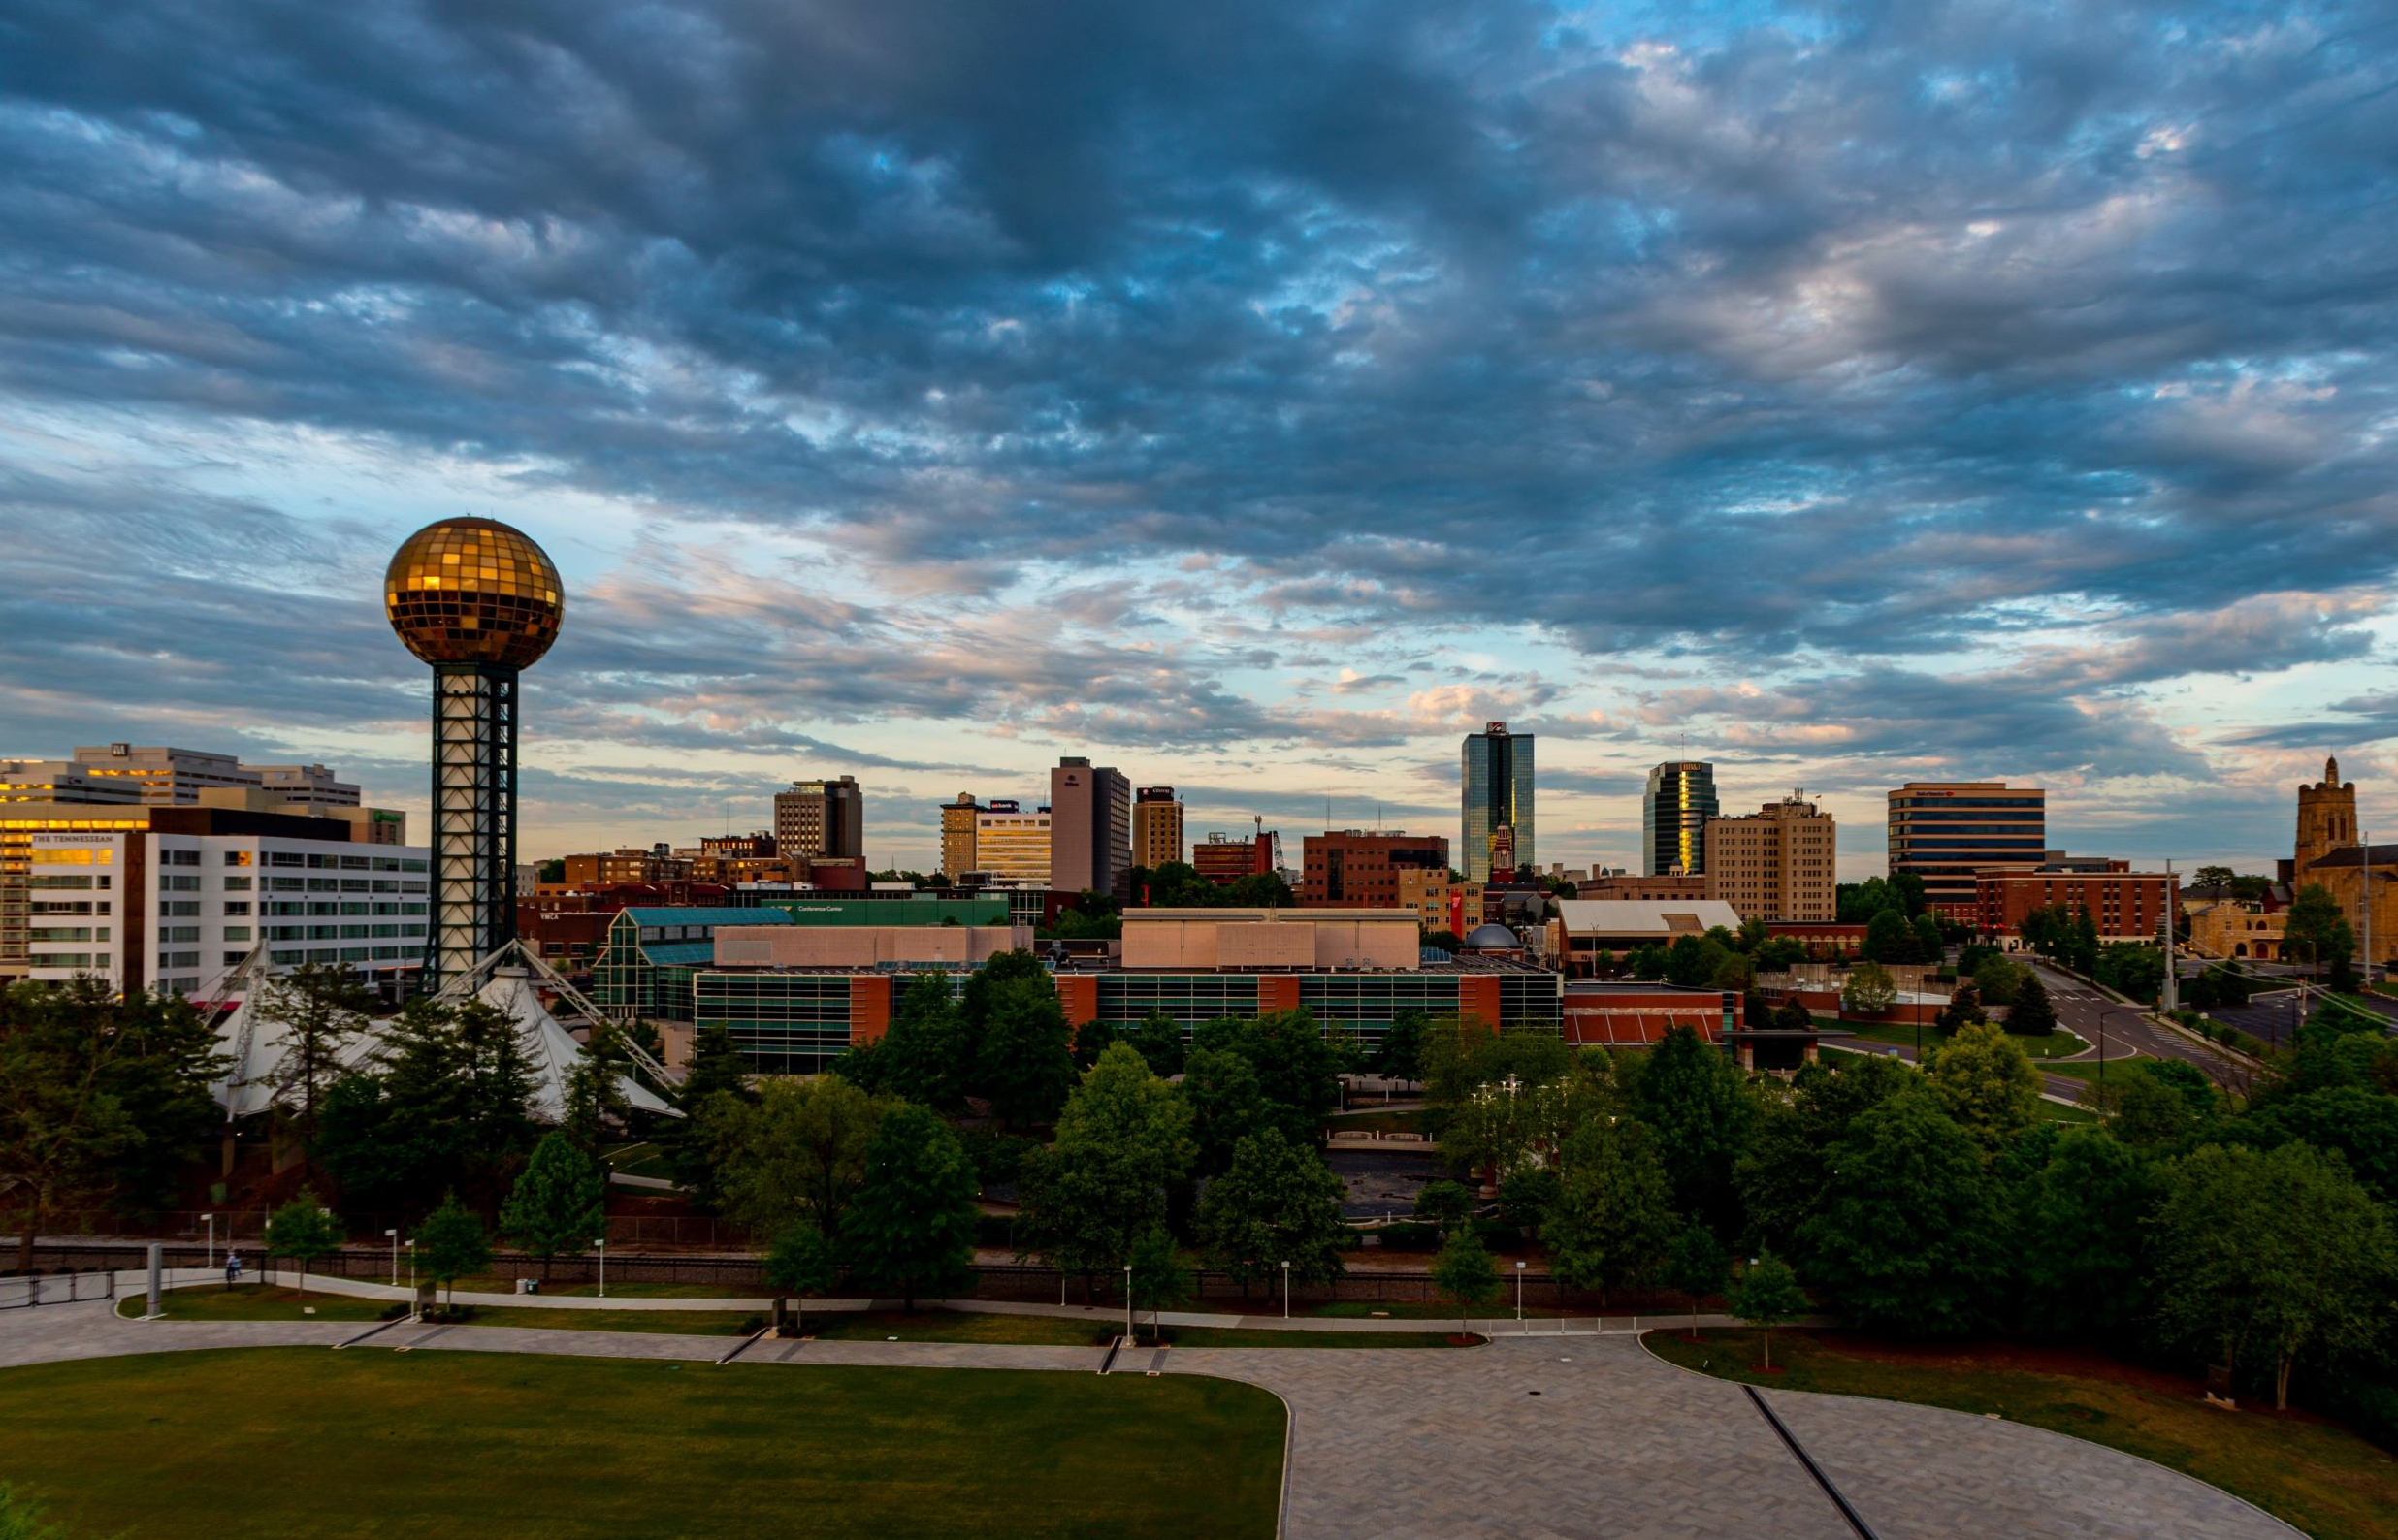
[4,1,2394,877]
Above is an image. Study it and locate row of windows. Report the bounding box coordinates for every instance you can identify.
[266,923,427,941]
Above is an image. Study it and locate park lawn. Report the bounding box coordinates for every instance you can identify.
[0,1348,1284,1540]
[1831,1017,2090,1058]
[449,1276,753,1299]
[1308,1299,1570,1321]
[130,1287,761,1336]
[802,1308,1467,1349]
[2039,1099,2101,1125]
[1646,1330,2398,1540]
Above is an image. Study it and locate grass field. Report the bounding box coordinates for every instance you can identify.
[803,1308,1465,1349]
[1319,1107,1430,1135]
[0,1349,1285,1539]
[1646,1330,2398,1540]
[126,1287,762,1336]
[1830,1017,2090,1058]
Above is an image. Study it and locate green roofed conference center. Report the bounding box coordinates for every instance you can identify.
[594,904,1563,1075]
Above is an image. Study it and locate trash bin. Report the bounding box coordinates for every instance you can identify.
[516,1277,539,1296]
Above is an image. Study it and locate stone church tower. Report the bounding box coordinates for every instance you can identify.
[2296,755,2358,875]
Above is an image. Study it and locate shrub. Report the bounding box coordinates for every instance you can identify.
[1413,1180,1475,1228]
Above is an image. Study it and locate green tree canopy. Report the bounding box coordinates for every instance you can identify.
[663,1022,753,1208]
[1430,1224,1498,1336]
[1924,1021,2042,1148]
[1801,1091,2012,1337]
[1127,1010,1185,1078]
[2152,1140,2397,1409]
[1179,1047,1274,1177]
[972,972,1078,1129]
[763,1221,839,1334]
[2284,883,2357,978]
[500,1132,606,1279]
[705,1075,890,1240]
[1665,1223,1729,1337]
[2010,1129,2157,1342]
[1630,1025,1754,1237]
[266,1189,344,1293]
[1862,909,1919,965]
[1734,1054,1915,1261]
[1728,1252,1809,1368]
[416,1190,493,1308]
[1015,1043,1195,1281]
[1840,962,1897,1015]
[1545,1115,1678,1305]
[1196,1128,1350,1293]
[2004,968,2058,1036]
[257,961,373,1168]
[842,1103,980,1310]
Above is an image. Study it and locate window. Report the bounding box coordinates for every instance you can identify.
[159,950,200,969]
[223,951,249,966]
[28,874,94,890]
[160,925,200,943]
[158,874,200,892]
[223,850,252,867]
[162,849,201,867]
[223,876,252,891]
[223,925,251,942]
[162,900,200,917]
[268,852,304,867]
[29,927,93,943]
[223,901,250,916]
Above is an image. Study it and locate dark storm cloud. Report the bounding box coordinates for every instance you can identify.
[3,0,2397,790]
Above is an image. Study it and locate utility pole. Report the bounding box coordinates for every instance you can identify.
[2161,859,2178,1013]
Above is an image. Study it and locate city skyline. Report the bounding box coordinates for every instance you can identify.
[6,4,2394,876]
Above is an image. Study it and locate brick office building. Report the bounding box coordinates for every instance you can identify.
[1973,863,2172,945]
[1300,831,1448,907]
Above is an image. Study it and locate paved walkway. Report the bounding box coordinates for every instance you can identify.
[0,1294,2297,1539]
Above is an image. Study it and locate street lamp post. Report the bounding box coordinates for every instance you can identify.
[1124,1263,1134,1346]
[405,1239,416,1310]
[1281,1259,1290,1320]
[385,1228,400,1288]
[201,1213,214,1272]
[1516,1260,1526,1334]
[596,1237,607,1299]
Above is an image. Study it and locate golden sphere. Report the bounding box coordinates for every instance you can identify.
[383,517,564,669]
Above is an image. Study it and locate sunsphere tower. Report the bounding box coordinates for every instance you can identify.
[383,517,564,985]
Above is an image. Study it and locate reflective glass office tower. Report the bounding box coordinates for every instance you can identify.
[1642,760,1719,876]
[1460,722,1535,882]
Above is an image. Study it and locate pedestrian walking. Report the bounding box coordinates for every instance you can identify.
[225,1251,243,1290]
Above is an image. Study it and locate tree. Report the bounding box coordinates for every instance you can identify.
[2284,883,2356,979]
[256,961,373,1170]
[1631,1026,1754,1236]
[1624,943,1669,980]
[2237,1086,2398,1208]
[1497,1167,1561,1235]
[1223,1009,1345,1140]
[2193,864,2237,890]
[1666,935,1718,988]
[1665,1223,1729,1339]
[842,1103,980,1311]
[1196,1128,1349,1294]
[1180,1047,1274,1177]
[0,979,223,1272]
[1413,1179,1474,1228]
[500,1131,606,1279]
[560,1015,636,1155]
[763,1222,838,1335]
[2011,1130,2156,1342]
[707,1075,889,1240]
[1729,1252,1809,1369]
[2152,1141,2397,1409]
[1970,954,2025,1007]
[872,972,974,1107]
[973,974,1078,1129]
[323,996,539,1217]
[1546,1117,1678,1306]
[2088,1070,2202,1154]
[1734,1054,1915,1262]
[1862,910,1918,965]
[1933,985,1985,1038]
[1912,914,1947,967]
[1801,1092,2012,1337]
[1376,1010,1430,1087]
[1840,962,1897,1016]
[1924,1022,2042,1148]
[266,1190,343,1294]
[416,1190,492,1310]
[1125,1226,1189,1343]
[1430,1224,1498,1337]
[2004,969,2057,1036]
[1127,1010,1185,1078]
[1015,1043,1194,1287]
[663,1022,752,1206]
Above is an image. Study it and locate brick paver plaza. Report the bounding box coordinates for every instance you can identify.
[0,1295,2298,1538]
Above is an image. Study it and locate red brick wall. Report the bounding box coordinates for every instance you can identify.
[847,975,893,1045]
[1255,975,1302,1014]
[1458,975,1504,1030]
[1054,974,1099,1030]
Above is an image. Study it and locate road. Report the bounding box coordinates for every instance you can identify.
[2030,963,2224,1074]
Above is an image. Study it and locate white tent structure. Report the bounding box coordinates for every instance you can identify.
[473,962,675,1120]
[205,938,678,1123]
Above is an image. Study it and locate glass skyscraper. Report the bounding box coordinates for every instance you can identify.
[1460,722,1535,882]
[1642,760,1719,876]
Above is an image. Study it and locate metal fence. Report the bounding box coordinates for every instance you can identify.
[0,1270,116,1309]
[6,1242,1683,1313]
